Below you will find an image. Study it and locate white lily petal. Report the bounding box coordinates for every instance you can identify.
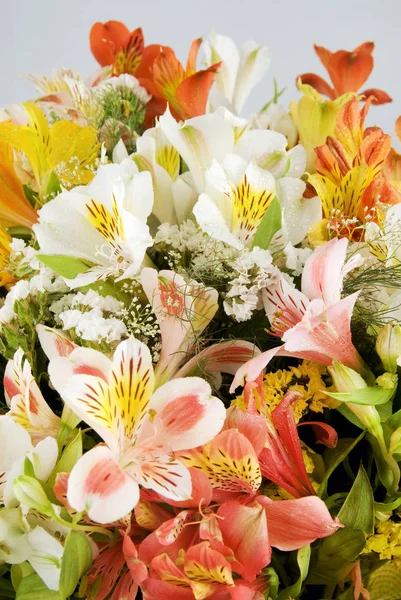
[159,108,235,193]
[27,526,64,590]
[233,42,271,113]
[193,194,243,249]
[277,178,322,245]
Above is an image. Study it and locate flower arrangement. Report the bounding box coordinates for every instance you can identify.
[1,19,401,600]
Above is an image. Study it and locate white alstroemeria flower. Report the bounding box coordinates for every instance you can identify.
[27,527,64,590]
[34,160,154,287]
[202,32,271,115]
[0,507,31,564]
[159,108,235,193]
[133,125,198,225]
[252,103,298,148]
[0,416,58,507]
[193,155,276,249]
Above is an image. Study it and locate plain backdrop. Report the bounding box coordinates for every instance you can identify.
[2,0,401,140]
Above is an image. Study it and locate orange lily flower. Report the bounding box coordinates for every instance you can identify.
[298,42,391,105]
[0,142,37,229]
[383,116,401,194]
[308,97,401,241]
[90,21,220,123]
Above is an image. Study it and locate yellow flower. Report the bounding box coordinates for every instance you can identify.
[364,520,401,566]
[0,142,38,229]
[261,360,337,421]
[0,103,100,201]
[0,226,15,288]
[233,360,337,421]
[290,81,354,172]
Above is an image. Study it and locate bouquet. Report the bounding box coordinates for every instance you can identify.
[0,19,401,600]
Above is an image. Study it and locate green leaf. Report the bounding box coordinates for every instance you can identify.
[367,562,401,600]
[0,576,15,598]
[11,563,35,592]
[252,196,282,250]
[277,545,310,600]
[36,255,94,279]
[45,171,62,199]
[307,528,366,584]
[16,574,60,600]
[326,385,395,406]
[337,465,374,534]
[48,430,82,488]
[318,433,365,497]
[59,531,93,599]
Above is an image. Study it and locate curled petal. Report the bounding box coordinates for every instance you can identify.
[361,88,392,105]
[257,495,342,551]
[297,421,338,448]
[218,501,271,581]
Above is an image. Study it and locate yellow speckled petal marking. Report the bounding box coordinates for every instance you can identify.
[231,173,274,242]
[86,195,126,252]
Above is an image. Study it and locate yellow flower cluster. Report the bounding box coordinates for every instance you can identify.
[364,520,401,566]
[260,360,338,421]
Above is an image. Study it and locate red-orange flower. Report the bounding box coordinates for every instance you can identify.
[298,42,391,105]
[89,21,220,124]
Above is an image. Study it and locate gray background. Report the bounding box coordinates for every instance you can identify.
[2,0,400,137]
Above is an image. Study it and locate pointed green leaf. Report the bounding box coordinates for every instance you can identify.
[277,545,311,600]
[59,531,92,599]
[48,430,82,488]
[11,562,35,592]
[318,433,365,497]
[337,465,374,534]
[36,255,94,279]
[307,528,366,584]
[16,574,60,600]
[326,385,395,406]
[252,196,282,250]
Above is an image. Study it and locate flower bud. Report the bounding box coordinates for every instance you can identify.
[328,361,367,392]
[328,362,382,437]
[376,323,401,374]
[389,428,401,455]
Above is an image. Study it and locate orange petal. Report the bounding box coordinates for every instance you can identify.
[361,87,392,105]
[186,38,202,76]
[112,27,145,76]
[314,44,333,69]
[359,129,391,173]
[297,73,335,99]
[89,20,131,67]
[135,43,171,80]
[327,47,374,95]
[175,63,221,120]
[395,116,401,145]
[360,178,401,219]
[0,142,38,228]
[152,48,185,115]
[383,147,401,182]
[354,41,375,55]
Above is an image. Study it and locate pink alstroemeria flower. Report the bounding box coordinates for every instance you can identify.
[45,336,226,524]
[141,267,258,384]
[137,412,341,592]
[231,237,367,392]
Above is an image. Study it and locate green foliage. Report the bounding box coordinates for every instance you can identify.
[337,465,374,534]
[59,531,92,599]
[16,574,60,600]
[252,197,282,250]
[307,528,366,585]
